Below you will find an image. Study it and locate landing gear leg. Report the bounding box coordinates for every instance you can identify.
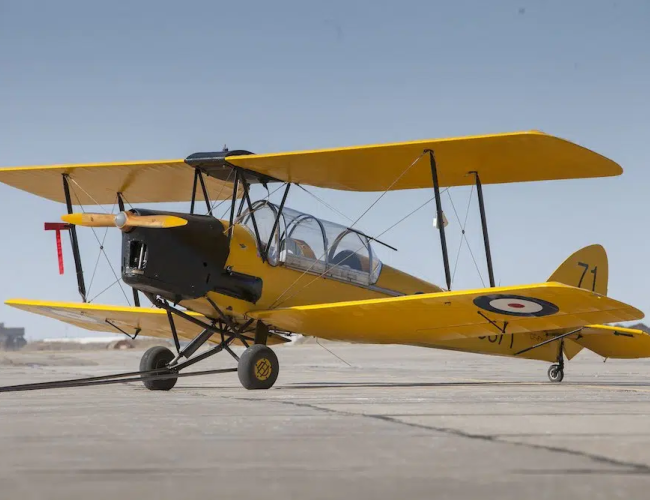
[547,339,565,383]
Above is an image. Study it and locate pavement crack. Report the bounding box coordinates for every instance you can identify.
[226,395,650,475]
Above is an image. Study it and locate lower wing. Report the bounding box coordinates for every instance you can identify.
[249,282,643,346]
[5,299,289,345]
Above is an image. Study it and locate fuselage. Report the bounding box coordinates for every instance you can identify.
[118,206,559,362]
[119,206,440,322]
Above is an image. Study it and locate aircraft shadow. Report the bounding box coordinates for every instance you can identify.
[177,380,650,391]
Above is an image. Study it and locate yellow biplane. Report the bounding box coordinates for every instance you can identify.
[0,130,647,392]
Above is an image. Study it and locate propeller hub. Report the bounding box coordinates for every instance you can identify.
[114,212,128,229]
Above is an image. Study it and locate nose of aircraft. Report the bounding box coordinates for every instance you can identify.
[120,209,262,304]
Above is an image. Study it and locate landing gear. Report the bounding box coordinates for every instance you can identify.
[547,363,564,383]
[238,344,279,390]
[139,297,283,392]
[140,346,178,391]
[547,339,565,383]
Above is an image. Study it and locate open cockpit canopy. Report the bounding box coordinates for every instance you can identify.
[240,201,383,286]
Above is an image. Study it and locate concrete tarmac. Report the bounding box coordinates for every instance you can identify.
[1,344,650,499]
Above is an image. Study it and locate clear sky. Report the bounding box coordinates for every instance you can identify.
[0,0,648,339]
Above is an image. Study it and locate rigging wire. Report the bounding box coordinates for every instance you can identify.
[70,187,132,306]
[208,168,236,215]
[220,182,287,229]
[118,192,134,210]
[268,188,448,309]
[267,152,427,309]
[446,187,485,288]
[68,178,111,214]
[88,276,124,304]
[315,338,353,367]
[296,184,354,223]
[87,199,117,295]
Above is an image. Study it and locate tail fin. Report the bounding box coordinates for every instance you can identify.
[548,244,608,296]
[547,245,609,360]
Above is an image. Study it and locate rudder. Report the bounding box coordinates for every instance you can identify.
[548,244,608,296]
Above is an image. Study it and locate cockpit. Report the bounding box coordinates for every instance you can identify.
[240,201,383,286]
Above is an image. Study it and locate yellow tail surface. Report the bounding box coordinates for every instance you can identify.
[546,244,609,359]
[547,244,608,296]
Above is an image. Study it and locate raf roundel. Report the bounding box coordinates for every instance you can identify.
[473,294,559,317]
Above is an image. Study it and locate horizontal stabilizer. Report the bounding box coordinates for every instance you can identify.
[573,325,650,359]
[249,283,643,346]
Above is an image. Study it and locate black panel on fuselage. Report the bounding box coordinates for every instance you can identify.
[121,209,262,304]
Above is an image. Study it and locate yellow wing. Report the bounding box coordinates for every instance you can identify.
[249,283,643,346]
[573,325,650,358]
[4,299,288,345]
[0,159,237,205]
[226,131,621,192]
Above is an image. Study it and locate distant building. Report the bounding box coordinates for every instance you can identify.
[0,323,26,350]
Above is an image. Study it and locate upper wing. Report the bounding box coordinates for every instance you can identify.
[249,283,643,346]
[572,324,650,359]
[0,159,237,205]
[226,131,621,192]
[5,299,288,345]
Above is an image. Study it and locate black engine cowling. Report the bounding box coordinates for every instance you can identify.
[121,209,262,304]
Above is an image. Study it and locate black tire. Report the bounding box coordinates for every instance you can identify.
[547,363,564,383]
[238,345,279,390]
[139,346,177,391]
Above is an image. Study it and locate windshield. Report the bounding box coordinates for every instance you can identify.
[240,201,382,285]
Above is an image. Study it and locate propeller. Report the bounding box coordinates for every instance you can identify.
[61,212,188,230]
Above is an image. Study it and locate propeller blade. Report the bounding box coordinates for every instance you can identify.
[61,213,115,227]
[115,213,188,229]
[61,212,188,230]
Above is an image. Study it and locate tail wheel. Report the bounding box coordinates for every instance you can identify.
[139,346,178,391]
[547,363,564,383]
[238,344,279,390]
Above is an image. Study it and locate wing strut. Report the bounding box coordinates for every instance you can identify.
[264,183,291,262]
[62,174,88,302]
[514,328,583,356]
[227,169,241,243]
[426,149,452,290]
[472,172,496,287]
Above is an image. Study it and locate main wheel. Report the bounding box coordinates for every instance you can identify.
[139,346,178,391]
[238,345,279,390]
[547,363,564,383]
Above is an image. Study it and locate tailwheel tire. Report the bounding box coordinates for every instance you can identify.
[139,346,178,391]
[238,344,279,390]
[547,363,564,383]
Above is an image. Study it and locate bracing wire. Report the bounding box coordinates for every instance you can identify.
[315,338,353,367]
[89,277,124,304]
[267,152,427,309]
[208,168,236,215]
[219,182,287,233]
[268,188,448,309]
[446,187,485,288]
[68,178,111,214]
[70,187,132,306]
[296,184,354,223]
[87,199,117,295]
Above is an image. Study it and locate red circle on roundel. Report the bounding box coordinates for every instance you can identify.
[507,303,525,309]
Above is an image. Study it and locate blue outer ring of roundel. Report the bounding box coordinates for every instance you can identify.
[473,294,560,317]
